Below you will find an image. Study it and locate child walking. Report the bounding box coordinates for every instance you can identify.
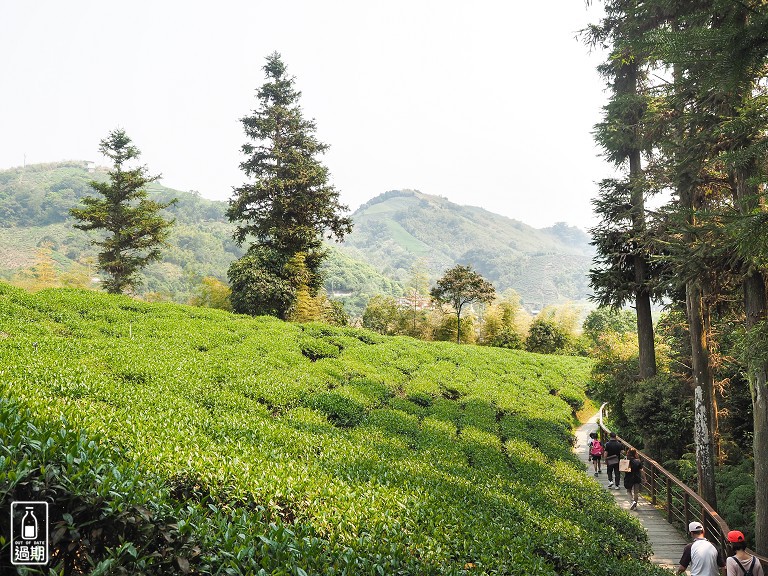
[588,431,603,476]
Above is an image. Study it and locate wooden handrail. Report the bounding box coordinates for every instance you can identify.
[597,403,768,570]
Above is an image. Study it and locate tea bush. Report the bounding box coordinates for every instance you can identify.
[0,284,670,575]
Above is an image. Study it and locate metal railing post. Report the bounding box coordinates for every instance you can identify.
[666,477,673,523]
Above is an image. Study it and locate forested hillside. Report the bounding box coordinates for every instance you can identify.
[0,284,668,575]
[0,161,240,300]
[0,162,400,311]
[339,190,593,310]
[0,163,591,315]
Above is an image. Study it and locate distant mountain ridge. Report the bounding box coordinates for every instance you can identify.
[338,189,594,309]
[0,163,593,312]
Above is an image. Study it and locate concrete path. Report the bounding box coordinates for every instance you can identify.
[574,414,687,571]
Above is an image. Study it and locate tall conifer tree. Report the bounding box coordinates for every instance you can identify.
[70,129,175,294]
[227,53,352,318]
[586,1,660,380]
[655,0,768,549]
[715,3,768,553]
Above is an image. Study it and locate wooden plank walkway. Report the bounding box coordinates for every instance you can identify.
[575,414,687,571]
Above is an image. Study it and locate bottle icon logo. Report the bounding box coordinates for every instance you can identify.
[11,501,49,566]
[22,507,38,540]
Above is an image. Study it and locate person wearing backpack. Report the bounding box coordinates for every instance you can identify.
[623,448,643,510]
[726,530,765,576]
[588,432,603,476]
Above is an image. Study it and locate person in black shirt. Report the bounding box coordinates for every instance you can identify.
[624,448,643,509]
[604,432,623,489]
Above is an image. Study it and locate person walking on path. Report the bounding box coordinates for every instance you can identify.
[677,521,726,576]
[604,432,623,489]
[624,448,643,510]
[588,431,603,476]
[725,530,764,576]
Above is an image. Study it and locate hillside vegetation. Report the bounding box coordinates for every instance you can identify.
[0,284,667,575]
[0,164,591,315]
[0,161,240,299]
[0,162,399,312]
[339,190,593,310]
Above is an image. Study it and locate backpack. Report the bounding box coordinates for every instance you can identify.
[590,439,603,456]
[733,556,756,576]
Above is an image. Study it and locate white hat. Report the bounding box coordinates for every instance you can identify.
[688,521,704,532]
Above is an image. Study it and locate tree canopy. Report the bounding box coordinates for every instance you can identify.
[586,0,768,551]
[430,265,495,344]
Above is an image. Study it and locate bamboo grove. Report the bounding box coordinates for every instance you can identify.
[586,0,768,554]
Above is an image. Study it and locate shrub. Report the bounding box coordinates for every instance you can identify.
[299,336,341,361]
[307,388,369,427]
[489,326,524,349]
[526,319,569,354]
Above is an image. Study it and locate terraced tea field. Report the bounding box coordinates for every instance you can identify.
[0,284,669,575]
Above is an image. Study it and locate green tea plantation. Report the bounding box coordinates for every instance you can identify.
[0,284,669,575]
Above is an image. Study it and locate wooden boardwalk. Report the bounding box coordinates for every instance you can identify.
[575,414,687,571]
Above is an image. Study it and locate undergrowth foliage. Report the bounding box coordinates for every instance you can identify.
[0,283,669,575]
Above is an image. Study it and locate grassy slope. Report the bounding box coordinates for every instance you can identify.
[0,284,667,575]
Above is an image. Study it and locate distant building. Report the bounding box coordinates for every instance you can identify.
[397,293,432,311]
[85,160,95,173]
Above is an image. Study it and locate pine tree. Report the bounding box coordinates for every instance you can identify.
[70,129,175,294]
[227,53,352,317]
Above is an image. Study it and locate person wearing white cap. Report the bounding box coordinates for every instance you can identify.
[677,521,726,575]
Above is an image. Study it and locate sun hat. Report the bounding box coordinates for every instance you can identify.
[688,521,704,532]
[727,530,746,543]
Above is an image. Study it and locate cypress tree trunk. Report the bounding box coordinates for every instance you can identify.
[674,108,719,504]
[634,268,656,379]
[743,271,768,555]
[686,282,718,507]
[628,61,656,379]
[735,163,768,555]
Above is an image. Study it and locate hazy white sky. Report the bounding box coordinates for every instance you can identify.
[1,1,609,230]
